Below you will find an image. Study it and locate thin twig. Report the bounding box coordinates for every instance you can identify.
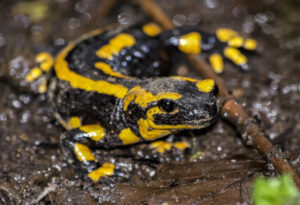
[30,183,57,204]
[89,0,120,25]
[0,182,22,204]
[135,0,300,188]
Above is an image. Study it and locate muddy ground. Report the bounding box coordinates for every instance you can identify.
[0,0,300,204]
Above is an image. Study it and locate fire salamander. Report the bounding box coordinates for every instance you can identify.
[26,23,256,182]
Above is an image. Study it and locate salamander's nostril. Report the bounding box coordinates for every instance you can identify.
[203,102,217,115]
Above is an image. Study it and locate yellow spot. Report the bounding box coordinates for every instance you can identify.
[142,23,162,37]
[74,143,95,162]
[36,52,54,72]
[25,67,42,82]
[216,28,238,42]
[150,141,172,153]
[224,47,247,66]
[119,128,140,145]
[171,76,197,82]
[88,163,115,182]
[123,86,182,111]
[55,43,129,99]
[174,141,190,150]
[80,125,105,142]
[94,62,130,79]
[178,32,201,54]
[38,78,47,93]
[209,54,224,73]
[196,79,215,93]
[68,117,81,128]
[96,33,136,60]
[244,38,257,50]
[228,36,244,47]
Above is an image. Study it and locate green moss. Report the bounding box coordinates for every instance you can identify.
[15,1,50,22]
[252,174,299,205]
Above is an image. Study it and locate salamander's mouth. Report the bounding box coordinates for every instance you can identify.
[183,116,216,127]
[151,116,215,131]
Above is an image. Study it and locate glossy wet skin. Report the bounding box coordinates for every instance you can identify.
[43,24,231,182]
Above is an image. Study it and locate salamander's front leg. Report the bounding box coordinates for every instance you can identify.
[60,124,125,182]
[25,52,54,93]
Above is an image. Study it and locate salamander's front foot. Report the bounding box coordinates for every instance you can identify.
[60,127,131,183]
[86,162,130,183]
[25,52,54,93]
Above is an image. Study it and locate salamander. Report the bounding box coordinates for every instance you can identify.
[26,23,256,182]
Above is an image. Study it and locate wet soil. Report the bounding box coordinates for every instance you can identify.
[0,0,300,204]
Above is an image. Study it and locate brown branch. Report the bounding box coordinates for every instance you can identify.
[89,0,120,25]
[135,0,300,188]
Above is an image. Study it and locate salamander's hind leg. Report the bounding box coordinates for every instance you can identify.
[60,123,128,182]
[214,28,257,72]
[159,26,257,73]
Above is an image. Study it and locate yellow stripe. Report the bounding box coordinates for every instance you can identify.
[94,62,131,79]
[119,128,140,145]
[96,33,135,60]
[54,43,129,99]
[88,163,115,181]
[80,124,105,142]
[74,143,95,162]
[171,76,197,82]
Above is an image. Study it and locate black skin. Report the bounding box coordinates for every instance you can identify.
[49,24,236,181]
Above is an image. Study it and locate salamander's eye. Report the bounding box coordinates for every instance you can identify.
[158,99,177,113]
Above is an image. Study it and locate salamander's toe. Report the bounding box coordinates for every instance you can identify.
[209,53,224,73]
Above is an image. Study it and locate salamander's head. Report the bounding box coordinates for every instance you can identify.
[122,77,218,141]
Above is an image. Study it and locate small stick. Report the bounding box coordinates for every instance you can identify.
[0,183,22,204]
[136,0,300,188]
[187,55,229,96]
[30,183,57,204]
